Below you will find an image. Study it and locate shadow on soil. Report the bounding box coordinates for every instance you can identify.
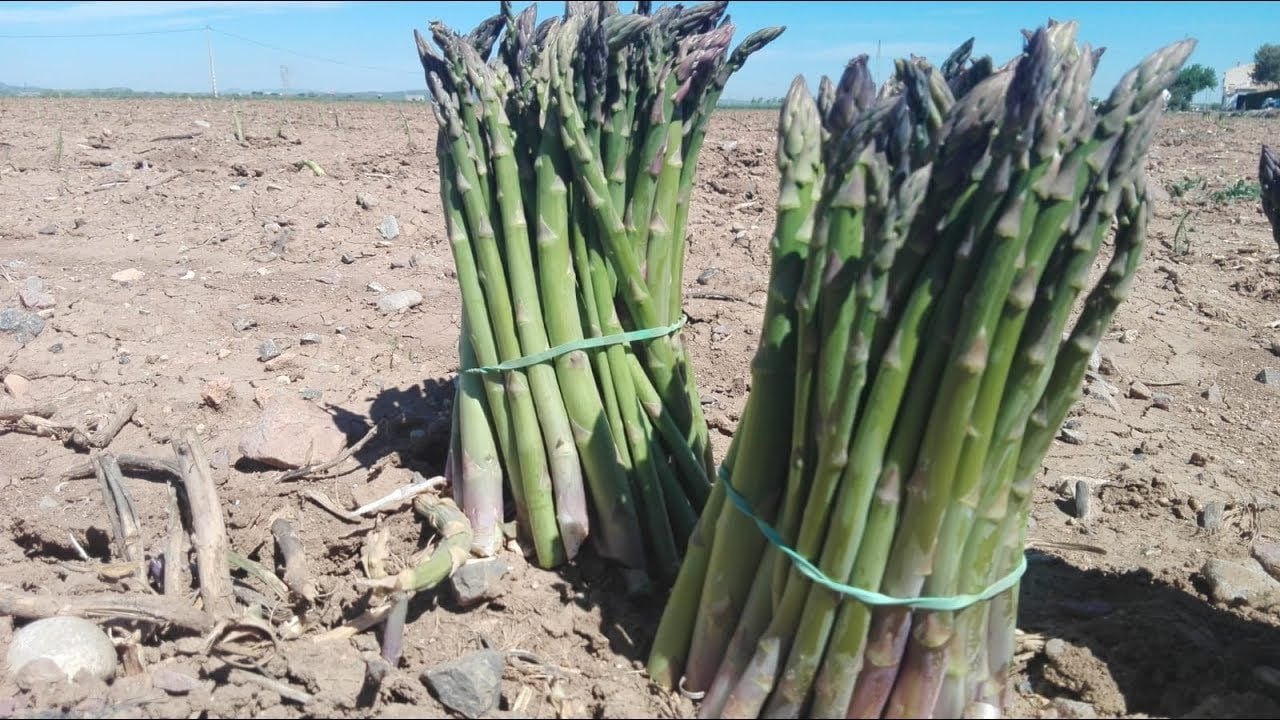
[1019,549,1280,718]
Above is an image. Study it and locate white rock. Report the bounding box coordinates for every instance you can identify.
[377,290,423,314]
[110,268,144,283]
[6,617,118,682]
[3,373,31,400]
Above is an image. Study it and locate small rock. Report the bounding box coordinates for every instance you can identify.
[259,339,284,362]
[37,224,56,236]
[316,217,331,228]
[232,317,257,332]
[1088,347,1102,373]
[1097,356,1118,376]
[1201,384,1223,403]
[1118,329,1136,344]
[151,667,201,695]
[378,215,400,241]
[1190,451,1209,467]
[238,394,348,469]
[1058,427,1087,445]
[6,617,118,682]
[1127,381,1152,400]
[696,268,720,285]
[0,307,46,344]
[1051,698,1099,719]
[377,290,423,314]
[1258,369,1280,386]
[18,277,55,309]
[209,447,231,470]
[264,353,299,372]
[48,342,63,353]
[300,333,322,345]
[422,650,506,720]
[450,559,510,608]
[315,271,342,285]
[300,389,322,401]
[111,268,144,283]
[1272,340,1280,358]
[355,193,377,210]
[720,140,739,153]
[1253,543,1280,581]
[340,253,356,264]
[390,258,408,269]
[367,281,386,293]
[193,120,211,129]
[409,252,428,268]
[3,374,31,400]
[1074,480,1091,520]
[201,376,234,409]
[1200,558,1280,606]
[1201,500,1225,531]
[711,324,733,342]
[1151,392,1173,410]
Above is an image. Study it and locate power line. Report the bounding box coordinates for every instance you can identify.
[211,28,419,76]
[0,27,204,39]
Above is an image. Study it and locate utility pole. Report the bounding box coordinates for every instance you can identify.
[206,26,218,98]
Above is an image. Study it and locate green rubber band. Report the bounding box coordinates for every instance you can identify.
[462,315,688,375]
[717,466,1027,611]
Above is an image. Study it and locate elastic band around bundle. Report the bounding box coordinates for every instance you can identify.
[717,466,1027,611]
[463,315,687,375]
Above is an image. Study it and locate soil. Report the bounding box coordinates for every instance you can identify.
[0,97,1278,719]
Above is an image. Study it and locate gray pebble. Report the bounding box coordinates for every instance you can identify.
[422,650,505,720]
[259,339,283,362]
[696,268,720,285]
[367,281,386,294]
[1258,368,1280,386]
[377,290,423,314]
[341,253,356,264]
[0,307,46,344]
[378,215,400,241]
[232,317,257,332]
[1058,426,1087,445]
[300,333,322,345]
[1201,557,1280,606]
[1151,393,1173,410]
[301,389,322,401]
[47,342,63,354]
[409,252,428,268]
[37,224,56,236]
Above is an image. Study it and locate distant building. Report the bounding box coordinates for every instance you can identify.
[1222,63,1280,110]
[404,94,427,103]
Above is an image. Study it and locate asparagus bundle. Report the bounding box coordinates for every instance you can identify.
[648,21,1192,718]
[1263,144,1280,252]
[417,1,781,584]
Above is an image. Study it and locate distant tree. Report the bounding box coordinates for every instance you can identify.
[1168,64,1217,110]
[1254,44,1280,84]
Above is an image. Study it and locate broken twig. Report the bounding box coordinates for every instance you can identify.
[68,401,137,451]
[0,585,215,633]
[273,422,381,482]
[270,518,318,603]
[62,453,182,482]
[172,428,236,617]
[91,452,144,565]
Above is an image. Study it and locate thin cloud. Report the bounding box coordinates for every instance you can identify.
[0,1,345,25]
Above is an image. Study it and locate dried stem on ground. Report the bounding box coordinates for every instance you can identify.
[172,428,236,617]
[0,585,216,633]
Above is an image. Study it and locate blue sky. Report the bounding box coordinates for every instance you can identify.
[0,1,1274,102]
